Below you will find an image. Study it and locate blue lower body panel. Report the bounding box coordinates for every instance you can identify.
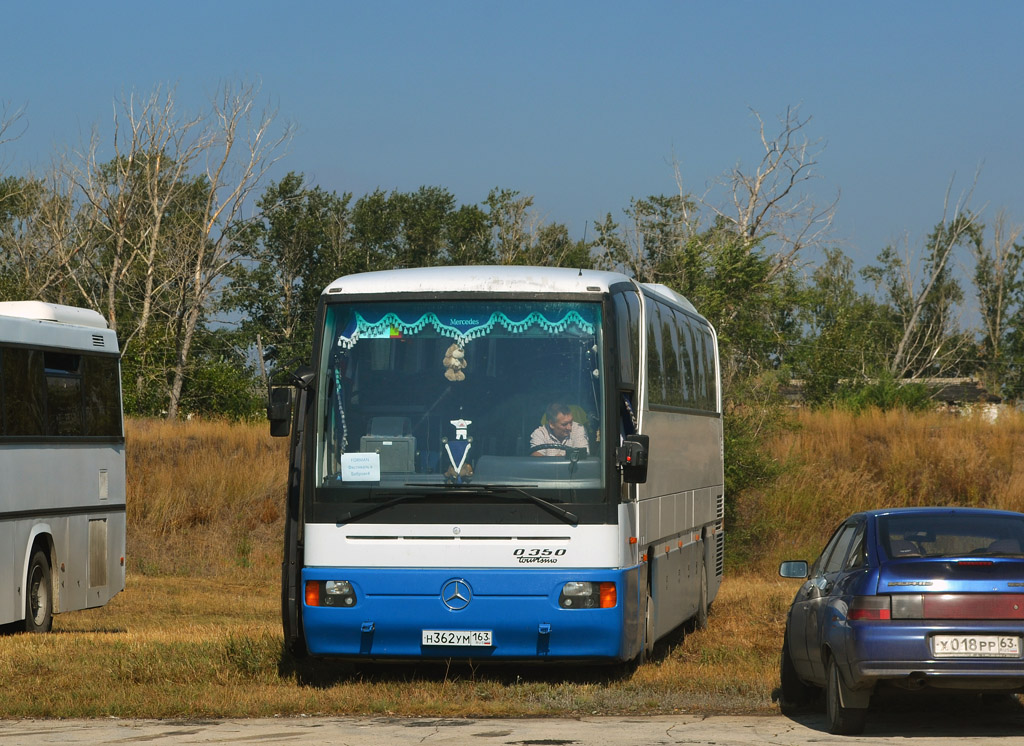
[301,566,641,661]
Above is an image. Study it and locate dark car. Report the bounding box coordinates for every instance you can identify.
[778,507,1024,734]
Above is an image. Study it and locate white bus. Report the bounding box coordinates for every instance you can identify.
[271,266,723,662]
[0,302,126,633]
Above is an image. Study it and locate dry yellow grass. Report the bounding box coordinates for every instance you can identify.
[4,409,1024,718]
[125,418,287,578]
[733,407,1024,573]
[0,573,788,718]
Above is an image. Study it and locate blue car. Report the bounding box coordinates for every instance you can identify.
[778,507,1024,734]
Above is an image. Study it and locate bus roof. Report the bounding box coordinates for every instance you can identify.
[323,266,633,297]
[323,266,702,317]
[0,301,109,329]
[0,302,119,353]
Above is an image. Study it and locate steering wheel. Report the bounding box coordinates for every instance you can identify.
[528,443,586,459]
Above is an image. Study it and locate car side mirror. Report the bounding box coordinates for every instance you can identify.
[779,560,809,579]
[616,434,649,484]
[268,386,294,438]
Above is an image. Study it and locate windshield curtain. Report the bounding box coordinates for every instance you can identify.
[316,299,605,497]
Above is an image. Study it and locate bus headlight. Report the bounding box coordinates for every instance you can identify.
[305,580,357,607]
[559,581,616,609]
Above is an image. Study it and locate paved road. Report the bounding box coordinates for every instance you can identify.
[2,710,1024,746]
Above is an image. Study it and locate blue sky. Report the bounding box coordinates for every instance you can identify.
[4,1,1023,275]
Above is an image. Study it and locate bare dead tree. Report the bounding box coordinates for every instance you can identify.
[973,208,1023,369]
[887,174,981,379]
[706,105,839,276]
[162,81,292,419]
[0,101,28,169]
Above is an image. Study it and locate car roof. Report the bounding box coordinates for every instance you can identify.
[848,506,1024,521]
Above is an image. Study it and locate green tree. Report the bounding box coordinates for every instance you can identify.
[227,171,352,373]
[791,248,894,404]
[862,213,981,379]
[973,211,1024,396]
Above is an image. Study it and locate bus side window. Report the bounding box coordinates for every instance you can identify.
[2,347,45,436]
[702,327,718,412]
[661,305,682,406]
[611,291,640,388]
[645,302,664,406]
[674,311,695,407]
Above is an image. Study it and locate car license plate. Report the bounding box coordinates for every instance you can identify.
[422,630,493,647]
[932,634,1020,658]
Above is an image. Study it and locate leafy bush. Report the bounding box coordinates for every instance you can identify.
[833,372,935,413]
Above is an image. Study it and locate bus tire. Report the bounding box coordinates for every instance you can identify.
[694,555,709,631]
[640,588,655,662]
[25,550,53,634]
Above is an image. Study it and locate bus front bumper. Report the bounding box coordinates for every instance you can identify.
[300,566,641,661]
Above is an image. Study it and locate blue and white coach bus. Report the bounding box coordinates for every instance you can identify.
[270,266,724,662]
[0,302,126,633]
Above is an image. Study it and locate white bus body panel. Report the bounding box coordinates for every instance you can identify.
[304,522,625,570]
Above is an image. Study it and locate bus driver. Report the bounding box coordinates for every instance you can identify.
[529,402,589,457]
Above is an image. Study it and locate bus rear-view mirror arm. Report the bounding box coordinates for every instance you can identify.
[616,434,649,484]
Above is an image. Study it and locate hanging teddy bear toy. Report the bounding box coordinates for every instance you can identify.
[442,342,467,381]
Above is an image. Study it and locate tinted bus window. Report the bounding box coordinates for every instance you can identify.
[45,351,84,436]
[706,328,719,410]
[674,310,695,406]
[661,306,682,406]
[3,347,45,436]
[83,356,122,437]
[611,291,640,387]
[646,303,665,405]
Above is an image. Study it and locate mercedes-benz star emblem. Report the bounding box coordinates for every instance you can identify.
[441,579,472,611]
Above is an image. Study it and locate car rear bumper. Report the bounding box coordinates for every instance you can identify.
[846,620,1024,690]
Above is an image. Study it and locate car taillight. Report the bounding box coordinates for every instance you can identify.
[848,595,891,621]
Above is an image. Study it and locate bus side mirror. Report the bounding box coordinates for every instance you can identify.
[268,386,294,438]
[616,434,649,484]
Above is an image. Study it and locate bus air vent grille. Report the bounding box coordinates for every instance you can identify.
[92,334,106,347]
[715,530,725,577]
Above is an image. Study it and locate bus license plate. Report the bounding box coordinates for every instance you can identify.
[422,630,493,647]
[932,634,1020,658]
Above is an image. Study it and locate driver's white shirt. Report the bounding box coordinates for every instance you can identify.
[529,422,589,456]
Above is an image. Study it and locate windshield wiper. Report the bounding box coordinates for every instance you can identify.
[339,483,580,527]
[337,486,451,524]
[439,484,579,526]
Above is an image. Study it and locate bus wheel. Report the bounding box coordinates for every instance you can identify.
[25,550,53,634]
[694,555,709,631]
[640,589,655,662]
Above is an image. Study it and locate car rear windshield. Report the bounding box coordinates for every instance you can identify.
[880,513,1024,559]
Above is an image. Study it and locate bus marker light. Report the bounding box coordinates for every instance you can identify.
[599,582,617,608]
[629,537,638,545]
[305,581,320,607]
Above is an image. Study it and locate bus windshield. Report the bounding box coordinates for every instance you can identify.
[316,299,605,500]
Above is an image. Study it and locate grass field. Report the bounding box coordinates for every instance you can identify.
[0,573,791,718]
[3,408,1024,718]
